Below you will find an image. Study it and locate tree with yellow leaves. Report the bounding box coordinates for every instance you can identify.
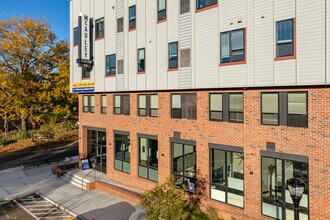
[0,17,77,135]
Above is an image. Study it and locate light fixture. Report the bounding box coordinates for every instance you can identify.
[287,177,305,220]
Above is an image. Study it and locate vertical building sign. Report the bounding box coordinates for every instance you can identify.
[77,12,93,68]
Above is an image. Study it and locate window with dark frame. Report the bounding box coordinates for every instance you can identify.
[276,19,294,57]
[95,17,104,39]
[288,92,307,127]
[180,0,190,14]
[209,93,223,121]
[210,148,244,208]
[172,143,196,193]
[158,0,166,21]
[101,95,106,114]
[139,137,158,181]
[106,54,116,76]
[196,0,217,10]
[169,42,178,69]
[138,95,158,117]
[82,67,90,78]
[73,27,79,45]
[229,93,243,123]
[82,95,94,113]
[138,48,145,72]
[129,5,136,30]
[114,95,130,115]
[114,133,130,173]
[117,17,123,33]
[220,29,245,63]
[261,93,279,125]
[261,156,309,219]
[180,49,190,67]
[171,94,197,120]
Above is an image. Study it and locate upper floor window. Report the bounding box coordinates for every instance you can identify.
[261,93,279,125]
[83,95,94,113]
[229,93,244,123]
[171,94,197,119]
[169,42,178,69]
[129,5,136,30]
[276,19,294,58]
[117,17,124,33]
[138,48,145,72]
[210,148,244,208]
[180,49,190,67]
[82,67,90,79]
[288,92,307,127]
[196,0,217,10]
[209,93,223,121]
[220,29,245,64]
[158,0,166,21]
[73,27,79,45]
[180,0,190,14]
[114,95,130,115]
[101,95,106,114]
[138,94,158,117]
[106,54,116,76]
[95,18,104,39]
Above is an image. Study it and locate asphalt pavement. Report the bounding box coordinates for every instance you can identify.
[0,141,78,171]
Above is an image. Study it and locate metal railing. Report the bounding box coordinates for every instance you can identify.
[81,168,96,191]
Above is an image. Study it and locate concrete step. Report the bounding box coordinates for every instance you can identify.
[62,172,93,190]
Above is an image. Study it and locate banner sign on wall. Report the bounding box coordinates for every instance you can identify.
[72,82,94,93]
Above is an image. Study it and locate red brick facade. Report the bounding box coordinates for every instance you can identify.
[78,86,329,220]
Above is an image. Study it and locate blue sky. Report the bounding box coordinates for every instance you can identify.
[0,0,70,41]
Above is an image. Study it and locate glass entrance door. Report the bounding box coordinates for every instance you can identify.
[87,130,107,174]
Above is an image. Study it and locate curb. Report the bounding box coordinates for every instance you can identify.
[35,191,88,220]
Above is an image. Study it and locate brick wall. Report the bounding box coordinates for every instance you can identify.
[78,86,330,220]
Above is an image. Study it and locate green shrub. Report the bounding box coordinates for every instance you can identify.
[37,124,55,138]
[141,177,219,220]
[63,120,75,131]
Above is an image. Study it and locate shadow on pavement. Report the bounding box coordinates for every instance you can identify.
[77,201,145,220]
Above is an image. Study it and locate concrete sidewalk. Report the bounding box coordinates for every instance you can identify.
[0,164,145,220]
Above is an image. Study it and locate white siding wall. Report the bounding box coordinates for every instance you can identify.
[70,0,330,93]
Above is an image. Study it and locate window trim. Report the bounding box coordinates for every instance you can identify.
[129,5,136,31]
[209,145,244,208]
[275,18,296,61]
[138,94,158,117]
[261,92,280,126]
[157,0,167,23]
[101,95,106,114]
[105,54,116,77]
[209,93,223,122]
[171,93,197,120]
[82,95,94,113]
[195,0,218,13]
[168,41,178,71]
[260,152,309,219]
[228,93,244,123]
[73,27,79,46]
[113,95,130,116]
[114,132,131,174]
[287,91,308,128]
[137,48,146,74]
[95,17,105,40]
[138,136,158,182]
[220,28,246,66]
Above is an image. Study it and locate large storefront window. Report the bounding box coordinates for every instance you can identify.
[114,133,130,173]
[87,130,106,173]
[139,137,158,182]
[172,143,196,193]
[262,157,309,219]
[210,149,244,208]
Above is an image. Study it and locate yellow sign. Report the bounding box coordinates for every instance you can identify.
[72,82,94,88]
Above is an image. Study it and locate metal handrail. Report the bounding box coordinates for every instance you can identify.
[81,168,95,190]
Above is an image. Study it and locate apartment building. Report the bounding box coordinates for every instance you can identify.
[70,0,330,219]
